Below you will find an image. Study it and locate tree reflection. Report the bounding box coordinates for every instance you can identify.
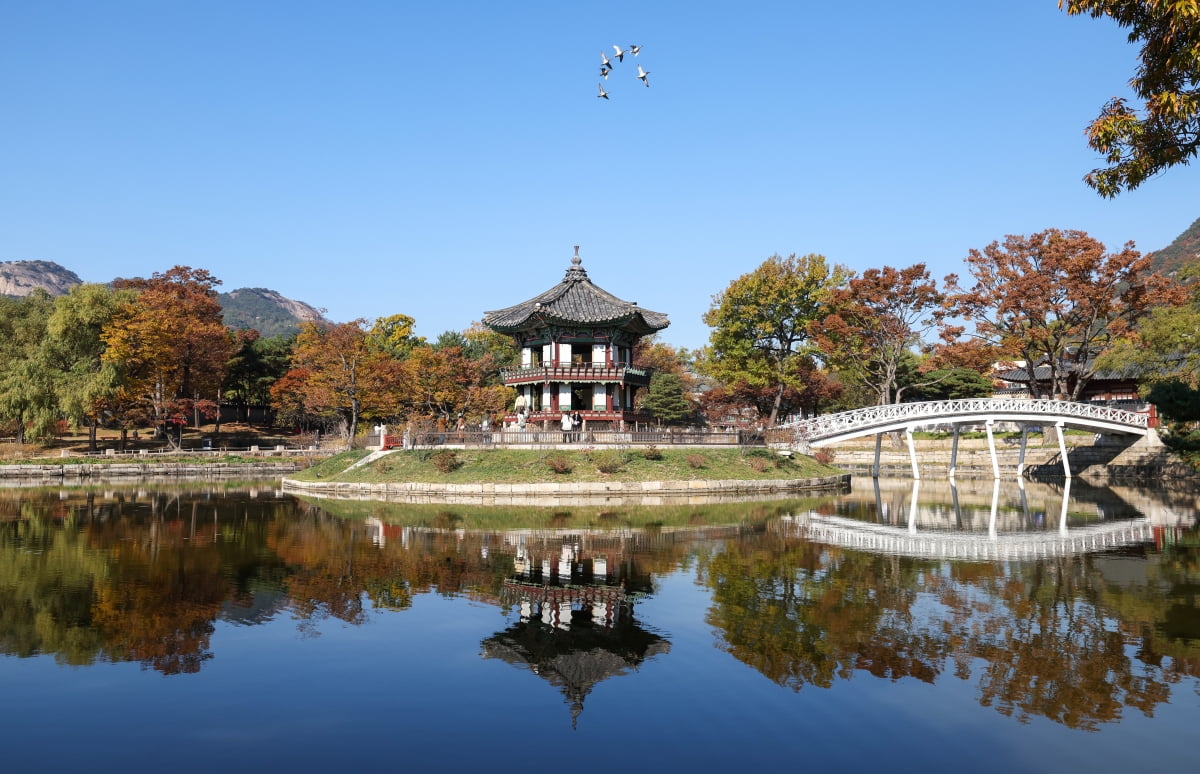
[701,525,1200,730]
[1,484,1197,733]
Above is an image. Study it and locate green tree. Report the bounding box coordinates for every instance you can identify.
[1096,262,1200,386]
[905,367,996,401]
[222,331,294,425]
[1146,380,1200,423]
[1061,1,1200,196]
[45,283,134,451]
[641,372,692,426]
[0,291,57,442]
[701,253,850,425]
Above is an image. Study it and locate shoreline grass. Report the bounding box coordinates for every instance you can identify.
[292,447,841,485]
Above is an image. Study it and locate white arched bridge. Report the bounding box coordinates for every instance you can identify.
[775,398,1151,479]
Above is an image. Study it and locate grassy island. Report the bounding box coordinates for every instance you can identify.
[292,446,842,485]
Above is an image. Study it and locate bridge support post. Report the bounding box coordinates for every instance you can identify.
[907,478,920,534]
[949,426,960,478]
[1059,477,1072,535]
[905,427,920,479]
[1016,427,1029,477]
[873,434,882,478]
[988,479,1000,539]
[985,420,1000,478]
[1056,421,1071,478]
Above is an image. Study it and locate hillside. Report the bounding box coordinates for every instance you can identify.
[0,260,323,337]
[0,260,82,296]
[219,287,325,338]
[1147,216,1200,277]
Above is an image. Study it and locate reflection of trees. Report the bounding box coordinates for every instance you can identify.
[702,524,1200,730]
[5,484,1197,724]
[703,537,945,690]
[944,560,1170,728]
[0,506,108,664]
[0,490,290,674]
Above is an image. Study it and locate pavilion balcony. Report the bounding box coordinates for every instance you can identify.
[500,364,652,387]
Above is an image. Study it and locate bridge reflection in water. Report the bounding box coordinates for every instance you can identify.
[781,477,1158,561]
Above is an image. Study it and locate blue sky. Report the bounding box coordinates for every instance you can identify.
[3,1,1196,352]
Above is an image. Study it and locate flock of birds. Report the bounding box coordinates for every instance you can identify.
[597,43,648,99]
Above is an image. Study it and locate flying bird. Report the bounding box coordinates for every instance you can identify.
[612,44,626,62]
[598,83,609,99]
[600,65,611,79]
[629,44,642,56]
[600,50,612,68]
[636,63,650,87]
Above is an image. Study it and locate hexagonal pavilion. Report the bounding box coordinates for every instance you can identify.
[482,247,669,430]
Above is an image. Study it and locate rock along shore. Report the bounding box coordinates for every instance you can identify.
[280,473,852,500]
[0,462,300,480]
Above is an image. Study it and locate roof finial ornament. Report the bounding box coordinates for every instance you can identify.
[563,245,589,282]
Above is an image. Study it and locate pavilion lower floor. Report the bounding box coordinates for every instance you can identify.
[504,409,651,431]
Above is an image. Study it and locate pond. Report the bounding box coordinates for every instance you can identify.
[1,477,1197,774]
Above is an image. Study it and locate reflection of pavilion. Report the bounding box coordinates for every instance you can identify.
[481,539,668,728]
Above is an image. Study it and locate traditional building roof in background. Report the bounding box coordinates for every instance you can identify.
[995,360,1145,385]
[482,247,669,335]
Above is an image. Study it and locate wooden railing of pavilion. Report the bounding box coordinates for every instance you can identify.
[499,364,652,387]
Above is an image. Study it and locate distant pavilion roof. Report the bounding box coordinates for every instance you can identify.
[482,248,669,336]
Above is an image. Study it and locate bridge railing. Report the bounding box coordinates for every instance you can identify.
[779,398,1149,442]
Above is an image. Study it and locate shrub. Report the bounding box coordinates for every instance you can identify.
[686,454,706,469]
[813,448,836,465]
[642,445,664,461]
[431,450,459,473]
[590,450,625,474]
[747,456,771,473]
[544,454,573,474]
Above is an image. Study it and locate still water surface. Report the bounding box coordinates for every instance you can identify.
[1,477,1198,774]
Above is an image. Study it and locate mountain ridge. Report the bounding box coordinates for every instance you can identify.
[0,260,324,337]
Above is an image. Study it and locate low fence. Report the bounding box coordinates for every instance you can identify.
[369,429,758,449]
[74,444,336,459]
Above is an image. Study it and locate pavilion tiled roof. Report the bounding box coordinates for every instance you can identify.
[482,249,669,334]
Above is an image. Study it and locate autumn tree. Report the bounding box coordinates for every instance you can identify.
[701,253,850,426]
[814,263,945,405]
[367,313,425,358]
[271,320,399,439]
[102,267,234,445]
[1061,0,1200,195]
[944,229,1185,400]
[699,357,842,426]
[398,344,508,424]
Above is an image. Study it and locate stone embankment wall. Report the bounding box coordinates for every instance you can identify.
[0,462,300,480]
[282,474,852,500]
[828,432,1196,481]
